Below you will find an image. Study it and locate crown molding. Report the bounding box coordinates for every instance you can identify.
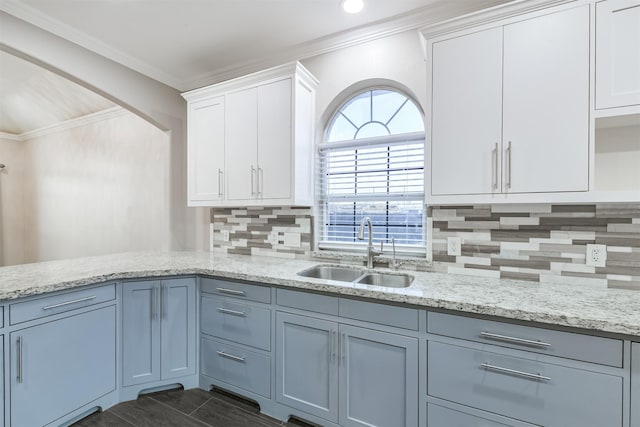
[13,107,128,141]
[0,131,22,141]
[0,0,183,88]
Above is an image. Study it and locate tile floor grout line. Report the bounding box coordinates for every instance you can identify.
[140,395,212,427]
[109,410,138,427]
[187,396,214,416]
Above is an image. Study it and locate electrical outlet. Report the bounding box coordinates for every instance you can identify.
[221,230,230,242]
[447,236,462,256]
[586,244,607,267]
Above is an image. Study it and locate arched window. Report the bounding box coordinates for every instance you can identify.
[318,88,425,254]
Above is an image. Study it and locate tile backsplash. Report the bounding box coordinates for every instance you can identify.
[429,203,640,289]
[210,203,640,290]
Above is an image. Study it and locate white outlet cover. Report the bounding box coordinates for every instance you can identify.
[586,244,607,267]
[284,232,301,248]
[447,236,462,256]
[221,230,230,242]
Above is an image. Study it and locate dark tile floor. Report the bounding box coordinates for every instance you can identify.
[71,387,317,427]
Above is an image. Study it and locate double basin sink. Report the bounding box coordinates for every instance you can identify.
[297,264,413,288]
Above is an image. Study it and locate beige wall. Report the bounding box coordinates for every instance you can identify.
[16,110,170,263]
[0,137,25,265]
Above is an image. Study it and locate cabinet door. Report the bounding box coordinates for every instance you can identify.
[257,78,292,200]
[10,306,116,427]
[122,281,161,386]
[431,27,503,195]
[188,96,225,204]
[632,342,640,427]
[596,0,640,109]
[339,325,418,427]
[275,312,338,423]
[160,278,196,380]
[226,87,258,201]
[503,6,589,193]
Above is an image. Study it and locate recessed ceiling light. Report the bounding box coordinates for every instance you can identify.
[342,0,364,14]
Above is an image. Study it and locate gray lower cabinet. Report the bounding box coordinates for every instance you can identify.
[10,306,116,427]
[632,342,639,427]
[122,278,196,387]
[275,311,418,427]
[427,403,512,427]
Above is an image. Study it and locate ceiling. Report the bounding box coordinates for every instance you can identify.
[0,0,510,135]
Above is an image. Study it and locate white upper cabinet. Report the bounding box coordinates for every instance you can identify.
[182,62,317,207]
[426,3,590,200]
[596,0,640,110]
[503,6,589,193]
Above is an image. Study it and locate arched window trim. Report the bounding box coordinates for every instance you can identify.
[317,87,426,256]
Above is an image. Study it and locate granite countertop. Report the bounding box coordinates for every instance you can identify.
[1,251,639,338]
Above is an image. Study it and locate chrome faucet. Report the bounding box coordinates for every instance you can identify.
[358,216,381,268]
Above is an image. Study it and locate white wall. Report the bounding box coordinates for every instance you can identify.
[0,137,25,265]
[595,124,640,191]
[301,29,426,130]
[18,110,169,263]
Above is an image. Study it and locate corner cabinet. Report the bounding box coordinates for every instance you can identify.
[122,278,196,388]
[425,3,591,201]
[182,62,318,207]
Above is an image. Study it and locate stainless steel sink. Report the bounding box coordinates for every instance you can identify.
[297,265,414,288]
[297,265,363,282]
[356,272,413,288]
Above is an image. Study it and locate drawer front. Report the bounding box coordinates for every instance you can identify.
[201,277,271,303]
[339,298,419,330]
[201,296,271,351]
[428,341,623,427]
[427,403,512,427]
[428,312,623,367]
[276,288,339,316]
[10,284,116,325]
[201,337,271,398]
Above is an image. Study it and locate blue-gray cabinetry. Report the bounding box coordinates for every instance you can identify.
[275,290,419,427]
[122,278,196,388]
[10,305,116,427]
[633,342,639,427]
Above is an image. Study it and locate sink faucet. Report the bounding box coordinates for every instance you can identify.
[358,216,381,268]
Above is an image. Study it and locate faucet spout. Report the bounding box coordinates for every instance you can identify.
[357,216,379,268]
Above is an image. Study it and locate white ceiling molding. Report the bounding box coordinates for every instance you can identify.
[1,0,508,91]
[9,106,127,141]
[0,0,182,88]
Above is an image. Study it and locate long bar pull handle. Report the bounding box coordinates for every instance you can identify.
[481,362,551,382]
[162,284,168,319]
[217,307,246,317]
[505,141,512,190]
[480,332,551,348]
[151,287,157,320]
[331,330,337,363]
[216,287,246,296]
[341,333,346,366]
[17,336,23,384]
[251,166,256,197]
[216,351,246,363]
[492,143,499,191]
[257,167,263,197]
[218,169,224,197]
[42,295,96,310]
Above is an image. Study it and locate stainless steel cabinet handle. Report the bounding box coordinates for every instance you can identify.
[341,333,346,366]
[42,295,97,310]
[492,143,498,191]
[216,351,246,362]
[251,166,256,197]
[216,287,246,296]
[17,336,23,384]
[162,284,168,319]
[481,362,551,381]
[505,141,512,190]
[257,167,263,197]
[480,331,551,348]
[151,287,157,320]
[217,307,246,317]
[331,330,337,363]
[218,169,224,197]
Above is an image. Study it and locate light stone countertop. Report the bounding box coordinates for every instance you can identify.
[1,251,639,338]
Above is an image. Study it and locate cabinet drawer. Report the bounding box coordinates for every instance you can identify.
[201,277,271,303]
[428,341,623,427]
[339,298,419,330]
[201,296,271,351]
[201,337,271,398]
[10,284,116,325]
[428,403,515,427]
[276,288,338,316]
[428,312,623,367]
